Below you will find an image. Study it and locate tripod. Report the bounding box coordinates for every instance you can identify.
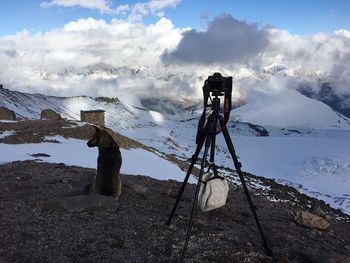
[166,81,272,261]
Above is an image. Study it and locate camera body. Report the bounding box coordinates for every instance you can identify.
[198,72,233,137]
[206,72,232,94]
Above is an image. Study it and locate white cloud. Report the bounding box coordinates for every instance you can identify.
[0,17,187,98]
[40,0,129,14]
[1,14,350,102]
[264,28,350,94]
[128,0,181,21]
[40,0,181,17]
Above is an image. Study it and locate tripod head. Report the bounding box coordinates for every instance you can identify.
[196,73,233,144]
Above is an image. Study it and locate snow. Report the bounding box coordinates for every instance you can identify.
[214,133,350,214]
[0,136,186,182]
[0,130,15,139]
[233,88,350,130]
[0,120,17,123]
[122,148,186,181]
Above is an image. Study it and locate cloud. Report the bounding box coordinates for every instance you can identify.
[265,27,350,95]
[40,0,129,14]
[128,0,182,21]
[162,14,270,65]
[0,17,188,98]
[3,49,19,58]
[40,0,181,17]
[1,13,350,103]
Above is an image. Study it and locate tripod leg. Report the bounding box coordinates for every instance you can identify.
[220,120,273,256]
[181,134,212,262]
[166,134,206,226]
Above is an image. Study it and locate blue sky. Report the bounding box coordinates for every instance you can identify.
[0,0,349,36]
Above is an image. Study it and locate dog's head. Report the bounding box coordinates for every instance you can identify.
[87,126,115,148]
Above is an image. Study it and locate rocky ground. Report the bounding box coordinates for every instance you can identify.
[0,119,350,262]
[0,119,144,149]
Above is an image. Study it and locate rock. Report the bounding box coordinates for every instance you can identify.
[312,206,332,222]
[293,210,330,230]
[31,153,51,158]
[62,179,69,184]
[73,173,94,189]
[41,194,120,213]
[40,109,62,120]
[128,183,149,195]
[326,255,350,263]
[0,106,16,120]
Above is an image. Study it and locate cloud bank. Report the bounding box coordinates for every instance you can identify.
[0,17,187,97]
[1,13,350,102]
[162,14,270,64]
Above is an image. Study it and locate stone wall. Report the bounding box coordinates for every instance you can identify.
[0,106,16,120]
[80,110,105,127]
[40,109,62,120]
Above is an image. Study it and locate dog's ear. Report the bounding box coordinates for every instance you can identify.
[92,125,100,132]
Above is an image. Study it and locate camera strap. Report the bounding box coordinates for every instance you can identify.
[222,77,232,126]
[195,83,210,144]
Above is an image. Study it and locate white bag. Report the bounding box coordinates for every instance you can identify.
[198,173,229,212]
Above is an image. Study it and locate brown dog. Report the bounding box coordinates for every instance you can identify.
[87,126,122,200]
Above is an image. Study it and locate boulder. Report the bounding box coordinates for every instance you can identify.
[40,109,62,120]
[0,106,16,120]
[293,210,330,230]
[312,206,332,222]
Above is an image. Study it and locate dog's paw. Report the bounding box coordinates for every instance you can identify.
[113,195,120,200]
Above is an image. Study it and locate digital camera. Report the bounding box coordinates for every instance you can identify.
[206,72,232,94]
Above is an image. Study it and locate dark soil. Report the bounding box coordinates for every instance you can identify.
[0,161,349,263]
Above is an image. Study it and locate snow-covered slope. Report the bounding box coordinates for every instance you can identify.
[1,86,350,214]
[233,88,350,130]
[0,135,186,182]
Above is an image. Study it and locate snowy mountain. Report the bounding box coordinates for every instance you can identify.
[234,87,350,131]
[1,85,350,214]
[298,82,350,118]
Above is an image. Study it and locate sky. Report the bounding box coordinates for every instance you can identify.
[0,0,349,100]
[1,0,349,35]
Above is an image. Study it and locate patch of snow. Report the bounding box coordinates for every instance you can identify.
[121,148,187,181]
[266,196,289,203]
[216,134,350,214]
[61,121,87,128]
[0,136,187,182]
[149,111,165,124]
[0,130,15,139]
[0,120,18,123]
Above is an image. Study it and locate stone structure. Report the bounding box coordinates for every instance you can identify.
[80,110,105,127]
[0,106,16,120]
[40,109,62,120]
